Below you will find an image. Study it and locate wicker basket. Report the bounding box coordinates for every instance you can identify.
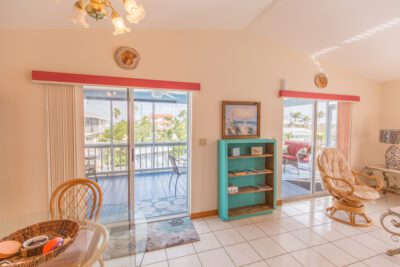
[0,220,79,267]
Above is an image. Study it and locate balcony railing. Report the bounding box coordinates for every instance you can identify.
[85,142,187,177]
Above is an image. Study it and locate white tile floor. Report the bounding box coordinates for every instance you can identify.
[105,194,400,266]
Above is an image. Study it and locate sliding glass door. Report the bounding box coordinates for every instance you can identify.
[83,86,190,223]
[133,90,189,220]
[84,87,131,224]
[282,98,338,199]
[314,101,338,193]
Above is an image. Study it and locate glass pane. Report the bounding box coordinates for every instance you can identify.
[315,100,338,193]
[134,90,189,219]
[84,86,129,224]
[282,98,314,198]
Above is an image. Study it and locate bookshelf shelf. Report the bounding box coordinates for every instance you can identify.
[229,204,273,217]
[228,154,273,159]
[218,139,277,221]
[228,185,273,195]
[228,169,273,177]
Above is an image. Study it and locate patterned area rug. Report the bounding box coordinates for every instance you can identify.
[136,196,187,218]
[104,217,199,260]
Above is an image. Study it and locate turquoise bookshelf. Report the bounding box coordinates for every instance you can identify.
[218,139,277,221]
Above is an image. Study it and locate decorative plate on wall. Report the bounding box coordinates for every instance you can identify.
[114,46,140,70]
[315,72,328,88]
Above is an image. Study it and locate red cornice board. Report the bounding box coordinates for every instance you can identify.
[32,71,201,91]
[279,90,360,102]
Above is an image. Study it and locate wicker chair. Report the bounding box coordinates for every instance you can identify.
[50,178,103,222]
[317,148,383,227]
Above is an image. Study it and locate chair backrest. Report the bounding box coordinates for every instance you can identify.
[318,148,356,186]
[50,178,103,222]
[284,140,311,157]
[168,154,180,174]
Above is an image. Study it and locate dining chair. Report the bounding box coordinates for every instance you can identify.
[50,178,103,222]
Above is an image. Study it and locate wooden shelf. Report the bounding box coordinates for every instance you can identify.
[229,204,272,217]
[228,169,273,177]
[228,154,273,159]
[228,185,273,195]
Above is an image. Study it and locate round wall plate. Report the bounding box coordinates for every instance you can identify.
[114,46,140,70]
[315,72,328,88]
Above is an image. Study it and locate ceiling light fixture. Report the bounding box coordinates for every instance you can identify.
[72,0,145,35]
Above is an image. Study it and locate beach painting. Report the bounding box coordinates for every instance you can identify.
[222,101,260,139]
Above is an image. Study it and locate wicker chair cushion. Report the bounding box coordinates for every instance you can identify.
[319,148,356,185]
[352,185,380,200]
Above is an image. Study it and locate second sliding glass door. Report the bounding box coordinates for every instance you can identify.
[282,98,338,199]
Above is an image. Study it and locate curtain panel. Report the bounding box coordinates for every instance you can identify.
[46,84,85,195]
[337,102,352,160]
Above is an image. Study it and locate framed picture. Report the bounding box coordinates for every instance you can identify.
[222,101,260,139]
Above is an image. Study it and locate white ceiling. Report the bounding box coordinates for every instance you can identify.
[0,0,274,29]
[248,0,400,82]
[1,0,400,81]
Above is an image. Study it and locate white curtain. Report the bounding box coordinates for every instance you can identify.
[46,83,85,195]
[337,102,352,160]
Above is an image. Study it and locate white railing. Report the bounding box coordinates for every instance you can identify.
[85,142,187,177]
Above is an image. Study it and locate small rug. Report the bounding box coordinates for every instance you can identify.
[104,217,199,260]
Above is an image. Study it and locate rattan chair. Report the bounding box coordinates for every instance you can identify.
[317,148,384,227]
[50,178,103,222]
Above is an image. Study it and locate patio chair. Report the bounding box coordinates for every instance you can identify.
[317,148,383,227]
[85,155,97,182]
[283,141,311,175]
[168,154,185,196]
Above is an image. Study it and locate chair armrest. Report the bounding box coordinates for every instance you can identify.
[324,175,355,195]
[352,171,384,191]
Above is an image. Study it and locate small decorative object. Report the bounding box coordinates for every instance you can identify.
[231,147,240,157]
[228,185,238,194]
[251,146,263,155]
[22,235,49,256]
[71,0,145,35]
[315,72,328,88]
[42,237,64,254]
[0,260,12,266]
[114,46,140,70]
[380,129,400,169]
[222,101,260,139]
[0,240,21,259]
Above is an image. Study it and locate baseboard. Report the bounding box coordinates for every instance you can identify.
[190,210,218,219]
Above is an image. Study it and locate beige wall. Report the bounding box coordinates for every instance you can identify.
[378,80,400,162]
[0,29,382,219]
[381,80,400,128]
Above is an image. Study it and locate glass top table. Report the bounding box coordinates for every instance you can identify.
[0,210,149,266]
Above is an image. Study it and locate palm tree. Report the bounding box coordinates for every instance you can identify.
[301,115,311,128]
[113,107,121,120]
[284,131,294,140]
[317,110,325,122]
[290,112,302,125]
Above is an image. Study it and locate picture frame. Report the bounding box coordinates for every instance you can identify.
[222,101,260,139]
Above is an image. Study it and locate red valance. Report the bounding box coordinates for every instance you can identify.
[32,71,201,91]
[279,90,360,102]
